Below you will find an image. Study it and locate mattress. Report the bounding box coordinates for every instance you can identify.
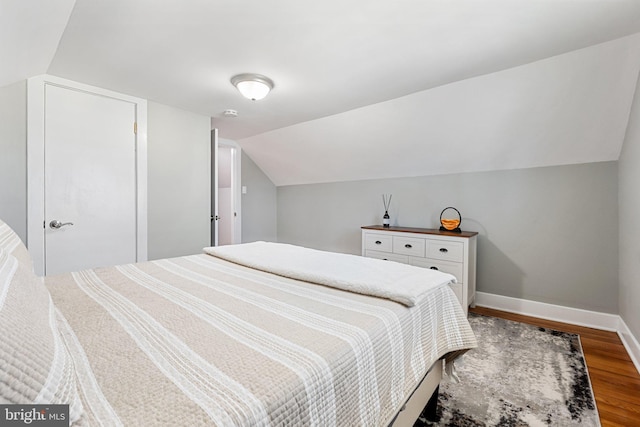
[41,250,476,426]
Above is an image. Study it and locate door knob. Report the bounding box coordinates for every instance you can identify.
[49,220,74,229]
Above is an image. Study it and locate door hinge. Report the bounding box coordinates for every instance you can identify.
[133,122,137,135]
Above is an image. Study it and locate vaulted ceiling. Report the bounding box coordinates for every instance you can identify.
[4,0,640,185]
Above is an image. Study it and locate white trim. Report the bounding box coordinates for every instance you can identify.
[27,75,46,273]
[475,292,619,331]
[618,317,640,376]
[27,74,148,275]
[135,100,148,262]
[475,291,640,375]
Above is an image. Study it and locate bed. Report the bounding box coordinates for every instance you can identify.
[0,219,476,426]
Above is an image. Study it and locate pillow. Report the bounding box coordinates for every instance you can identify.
[0,248,84,423]
[0,218,33,272]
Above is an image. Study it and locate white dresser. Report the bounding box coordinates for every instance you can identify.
[361,225,477,315]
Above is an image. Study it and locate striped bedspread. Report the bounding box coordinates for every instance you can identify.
[45,253,477,426]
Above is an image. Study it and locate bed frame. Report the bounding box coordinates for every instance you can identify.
[388,360,442,426]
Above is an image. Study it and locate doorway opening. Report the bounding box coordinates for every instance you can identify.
[217,145,236,246]
[211,134,241,247]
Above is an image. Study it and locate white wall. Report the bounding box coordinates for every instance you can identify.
[0,81,27,242]
[147,101,211,259]
[619,71,640,344]
[278,162,619,314]
[240,34,640,186]
[0,0,75,87]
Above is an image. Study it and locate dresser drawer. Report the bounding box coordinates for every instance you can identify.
[409,257,464,283]
[365,250,409,264]
[426,239,464,262]
[364,233,393,252]
[392,236,426,257]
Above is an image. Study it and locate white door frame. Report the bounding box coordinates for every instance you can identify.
[27,75,148,275]
[218,138,242,244]
[211,129,219,246]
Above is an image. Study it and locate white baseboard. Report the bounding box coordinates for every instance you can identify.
[474,291,640,375]
[618,317,640,376]
[475,292,620,331]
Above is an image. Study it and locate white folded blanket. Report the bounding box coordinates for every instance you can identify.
[203,242,456,307]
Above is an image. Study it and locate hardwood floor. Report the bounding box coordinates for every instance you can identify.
[470,307,640,427]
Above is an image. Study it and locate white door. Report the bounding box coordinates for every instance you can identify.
[43,84,138,275]
[210,129,219,246]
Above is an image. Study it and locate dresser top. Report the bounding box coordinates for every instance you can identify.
[361,225,478,238]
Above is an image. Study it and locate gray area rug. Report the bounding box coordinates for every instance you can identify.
[416,313,600,426]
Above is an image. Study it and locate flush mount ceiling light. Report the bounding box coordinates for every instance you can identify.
[230,73,274,101]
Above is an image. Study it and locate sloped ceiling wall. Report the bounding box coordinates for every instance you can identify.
[238,34,640,186]
[42,0,640,141]
[3,1,640,188]
[0,0,75,87]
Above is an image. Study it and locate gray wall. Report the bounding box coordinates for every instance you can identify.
[0,81,27,243]
[277,162,619,314]
[147,101,211,259]
[619,71,640,341]
[241,151,277,243]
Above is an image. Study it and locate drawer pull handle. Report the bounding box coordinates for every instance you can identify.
[404,244,412,249]
[439,248,448,253]
[375,240,382,245]
[430,266,439,270]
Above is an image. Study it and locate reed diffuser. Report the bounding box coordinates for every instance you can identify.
[382,194,392,228]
